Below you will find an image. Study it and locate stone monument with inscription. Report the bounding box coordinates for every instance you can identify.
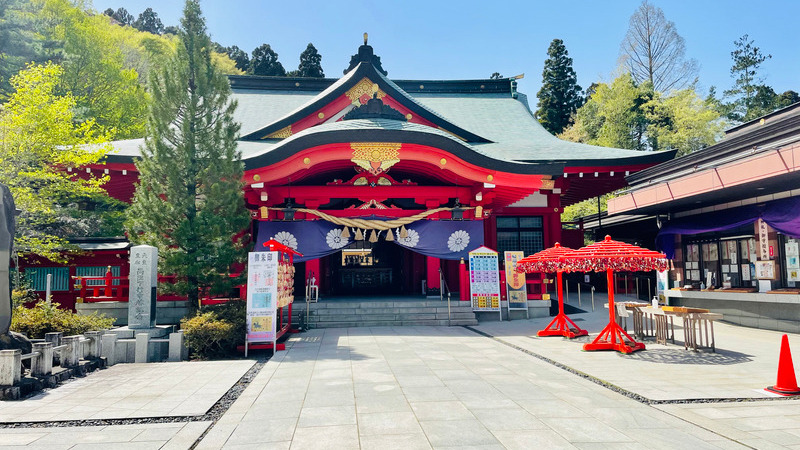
[128,245,158,329]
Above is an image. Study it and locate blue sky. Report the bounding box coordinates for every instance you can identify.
[90,0,799,100]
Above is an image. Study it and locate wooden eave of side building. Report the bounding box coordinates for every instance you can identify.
[608,103,800,217]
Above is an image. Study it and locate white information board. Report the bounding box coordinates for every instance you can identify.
[246,251,278,352]
[469,246,502,320]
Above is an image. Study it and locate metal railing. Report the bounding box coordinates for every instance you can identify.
[564,280,596,311]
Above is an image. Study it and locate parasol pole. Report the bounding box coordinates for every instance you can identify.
[607,268,616,344]
[557,270,564,316]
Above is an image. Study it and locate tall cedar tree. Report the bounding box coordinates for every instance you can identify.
[297,43,324,77]
[128,0,250,309]
[249,43,285,76]
[536,39,583,135]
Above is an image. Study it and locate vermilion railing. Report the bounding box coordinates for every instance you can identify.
[72,268,244,304]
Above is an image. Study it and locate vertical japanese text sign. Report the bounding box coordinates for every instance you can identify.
[246,251,278,343]
[758,219,769,260]
[128,245,157,329]
[504,251,528,311]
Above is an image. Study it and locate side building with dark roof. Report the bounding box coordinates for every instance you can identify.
[20,40,674,319]
[586,102,800,332]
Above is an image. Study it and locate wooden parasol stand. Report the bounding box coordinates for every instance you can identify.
[562,236,668,354]
[516,243,588,338]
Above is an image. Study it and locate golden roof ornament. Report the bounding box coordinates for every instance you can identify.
[364,33,368,45]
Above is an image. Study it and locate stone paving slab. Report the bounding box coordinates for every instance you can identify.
[0,360,254,422]
[474,292,800,401]
[0,421,210,449]
[200,326,758,449]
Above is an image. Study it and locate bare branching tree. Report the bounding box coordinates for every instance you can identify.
[619,1,698,92]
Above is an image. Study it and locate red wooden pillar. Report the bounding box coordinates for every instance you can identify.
[459,258,469,301]
[426,256,440,296]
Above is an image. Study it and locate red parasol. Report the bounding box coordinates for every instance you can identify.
[516,243,588,339]
[562,235,668,353]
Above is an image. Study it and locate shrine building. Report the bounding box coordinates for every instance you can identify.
[24,38,675,310]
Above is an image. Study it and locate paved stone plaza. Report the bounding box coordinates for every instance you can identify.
[2,298,800,449]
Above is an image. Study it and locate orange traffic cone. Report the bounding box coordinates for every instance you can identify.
[766,334,800,396]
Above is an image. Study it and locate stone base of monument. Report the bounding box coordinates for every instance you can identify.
[77,301,189,326]
[106,325,175,363]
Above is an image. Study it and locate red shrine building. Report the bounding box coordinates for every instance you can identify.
[22,39,674,310]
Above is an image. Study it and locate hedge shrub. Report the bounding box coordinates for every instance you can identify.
[181,300,246,359]
[11,300,114,338]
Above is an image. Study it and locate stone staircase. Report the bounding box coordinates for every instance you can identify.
[292,299,478,328]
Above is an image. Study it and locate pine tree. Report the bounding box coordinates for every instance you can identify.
[536,39,583,135]
[127,0,250,310]
[297,43,324,78]
[134,7,164,35]
[724,34,772,122]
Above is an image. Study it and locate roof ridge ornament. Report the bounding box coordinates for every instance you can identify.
[344,32,388,76]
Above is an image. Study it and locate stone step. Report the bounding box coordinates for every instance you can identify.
[309,318,478,328]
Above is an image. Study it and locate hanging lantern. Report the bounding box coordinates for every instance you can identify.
[355,228,364,240]
[369,230,378,243]
[341,226,350,239]
[385,229,394,241]
[400,225,408,239]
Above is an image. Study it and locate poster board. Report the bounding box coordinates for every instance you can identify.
[656,270,669,303]
[503,251,528,317]
[755,260,775,280]
[246,251,278,350]
[469,246,502,320]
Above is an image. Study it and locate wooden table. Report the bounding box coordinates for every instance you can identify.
[662,306,721,352]
[638,306,675,345]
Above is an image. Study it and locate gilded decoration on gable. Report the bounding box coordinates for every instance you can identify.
[351,142,401,175]
[264,125,292,139]
[540,179,555,190]
[346,78,386,105]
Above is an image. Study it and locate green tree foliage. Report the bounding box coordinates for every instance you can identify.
[249,43,285,76]
[103,7,134,26]
[560,73,721,156]
[645,88,724,156]
[619,1,698,92]
[723,34,772,122]
[42,1,149,139]
[536,38,583,135]
[127,0,250,310]
[134,7,164,35]
[561,74,651,150]
[297,43,324,78]
[0,63,111,262]
[224,44,249,72]
[0,0,45,98]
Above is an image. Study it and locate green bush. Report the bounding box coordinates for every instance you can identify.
[11,288,38,309]
[11,301,115,339]
[181,312,234,359]
[181,300,246,359]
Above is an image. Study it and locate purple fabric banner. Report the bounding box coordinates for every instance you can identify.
[394,220,485,260]
[656,196,800,258]
[256,219,485,262]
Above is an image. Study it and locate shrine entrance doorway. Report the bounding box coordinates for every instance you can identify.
[329,240,406,296]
